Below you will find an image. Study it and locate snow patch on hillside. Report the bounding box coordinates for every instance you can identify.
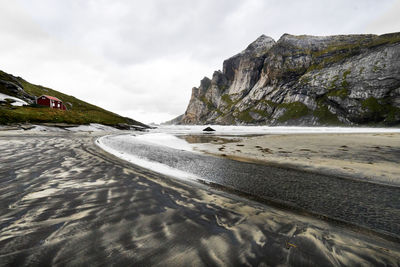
[68,123,120,132]
[0,93,28,106]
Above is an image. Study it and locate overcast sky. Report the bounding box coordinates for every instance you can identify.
[1,0,399,123]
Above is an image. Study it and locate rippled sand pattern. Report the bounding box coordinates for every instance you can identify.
[0,133,399,266]
[101,134,400,239]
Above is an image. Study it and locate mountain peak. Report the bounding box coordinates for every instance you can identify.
[244,35,275,55]
[180,32,400,126]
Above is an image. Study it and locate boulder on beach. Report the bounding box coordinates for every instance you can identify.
[203,127,215,132]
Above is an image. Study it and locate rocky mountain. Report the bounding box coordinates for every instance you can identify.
[162,114,184,125]
[0,69,148,127]
[180,32,400,126]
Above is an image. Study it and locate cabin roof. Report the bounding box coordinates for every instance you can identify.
[40,95,62,102]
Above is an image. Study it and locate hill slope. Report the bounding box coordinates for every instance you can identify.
[0,70,147,127]
[180,32,400,126]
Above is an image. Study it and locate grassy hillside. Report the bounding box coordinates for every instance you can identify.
[0,70,147,127]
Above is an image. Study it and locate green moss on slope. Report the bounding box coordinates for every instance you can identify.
[277,102,310,122]
[236,109,253,122]
[313,105,342,125]
[326,70,350,99]
[0,106,131,125]
[200,96,215,110]
[252,109,269,118]
[0,70,146,126]
[327,88,348,98]
[307,33,400,72]
[361,97,400,124]
[221,94,233,105]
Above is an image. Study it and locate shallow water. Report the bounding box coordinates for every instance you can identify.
[154,125,400,135]
[99,133,400,240]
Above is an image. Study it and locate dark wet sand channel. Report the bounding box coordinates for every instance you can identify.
[101,134,400,240]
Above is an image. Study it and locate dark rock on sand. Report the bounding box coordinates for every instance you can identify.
[115,123,148,131]
[203,126,216,132]
[115,123,132,130]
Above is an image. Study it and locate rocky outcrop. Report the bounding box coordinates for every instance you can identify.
[180,33,400,126]
[162,114,184,125]
[0,76,35,104]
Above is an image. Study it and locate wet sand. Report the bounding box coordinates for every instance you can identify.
[0,132,400,266]
[192,133,400,186]
[101,134,400,240]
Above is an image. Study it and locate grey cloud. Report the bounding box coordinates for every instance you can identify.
[2,0,398,123]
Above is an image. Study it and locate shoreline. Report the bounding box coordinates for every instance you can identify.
[98,132,400,241]
[189,132,400,187]
[95,134,395,241]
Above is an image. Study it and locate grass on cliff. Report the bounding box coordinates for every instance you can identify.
[17,78,109,113]
[0,70,144,126]
[307,33,400,71]
[236,109,253,122]
[326,70,350,99]
[200,96,215,110]
[312,33,400,59]
[221,94,241,110]
[221,94,234,106]
[313,105,342,125]
[0,105,130,125]
[277,102,310,122]
[361,97,400,124]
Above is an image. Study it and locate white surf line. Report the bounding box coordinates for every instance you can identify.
[96,135,201,182]
[133,132,195,152]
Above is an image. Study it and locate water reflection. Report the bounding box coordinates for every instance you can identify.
[180,135,242,144]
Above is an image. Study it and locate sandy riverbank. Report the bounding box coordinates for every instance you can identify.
[191,132,400,186]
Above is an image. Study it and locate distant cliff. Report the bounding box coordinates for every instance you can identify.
[180,33,400,126]
[162,114,184,125]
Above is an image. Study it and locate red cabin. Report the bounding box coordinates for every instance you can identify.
[36,95,67,110]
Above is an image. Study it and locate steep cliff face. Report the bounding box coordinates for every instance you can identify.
[181,33,400,126]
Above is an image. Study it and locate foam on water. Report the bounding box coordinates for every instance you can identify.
[134,133,194,151]
[97,136,200,182]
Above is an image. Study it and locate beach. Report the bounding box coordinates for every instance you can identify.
[191,132,400,186]
[1,128,400,265]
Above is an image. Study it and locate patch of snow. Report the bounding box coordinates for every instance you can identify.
[67,123,120,132]
[0,93,28,106]
[29,125,68,132]
[27,123,121,132]
[97,135,200,182]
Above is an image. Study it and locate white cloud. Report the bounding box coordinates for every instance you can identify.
[366,0,400,34]
[0,0,397,123]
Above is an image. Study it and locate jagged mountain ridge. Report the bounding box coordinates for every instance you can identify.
[180,32,400,126]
